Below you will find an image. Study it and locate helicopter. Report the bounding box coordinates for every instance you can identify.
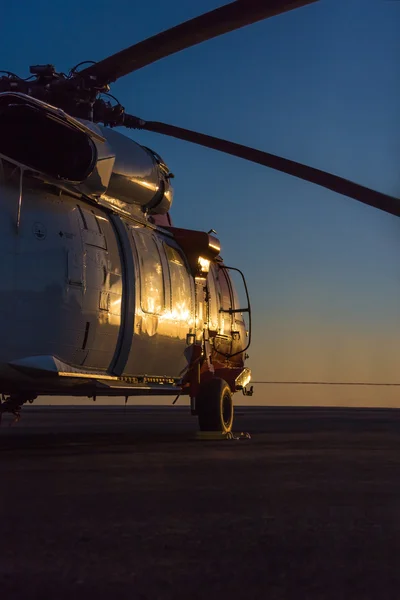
[0,0,398,432]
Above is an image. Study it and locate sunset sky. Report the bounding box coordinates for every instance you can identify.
[2,1,400,405]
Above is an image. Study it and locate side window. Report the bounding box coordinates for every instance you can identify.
[164,242,192,318]
[132,228,164,315]
[214,266,232,337]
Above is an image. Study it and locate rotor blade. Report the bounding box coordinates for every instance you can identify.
[78,0,318,85]
[129,117,400,217]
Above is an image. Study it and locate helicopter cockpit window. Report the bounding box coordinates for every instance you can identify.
[132,228,164,315]
[208,265,220,332]
[164,243,192,320]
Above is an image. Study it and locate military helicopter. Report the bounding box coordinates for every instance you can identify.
[0,0,398,431]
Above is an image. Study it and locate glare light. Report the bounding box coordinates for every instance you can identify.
[241,373,251,388]
[198,256,210,273]
[129,177,158,191]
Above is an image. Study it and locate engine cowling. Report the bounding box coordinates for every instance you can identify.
[0,92,174,215]
[97,125,173,215]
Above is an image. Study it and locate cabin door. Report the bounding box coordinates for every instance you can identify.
[207,264,233,357]
[122,226,195,379]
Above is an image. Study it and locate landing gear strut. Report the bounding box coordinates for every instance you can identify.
[0,393,36,425]
[196,378,234,433]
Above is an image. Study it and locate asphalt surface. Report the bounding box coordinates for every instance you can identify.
[1,406,400,599]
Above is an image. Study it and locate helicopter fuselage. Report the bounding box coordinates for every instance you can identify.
[0,93,251,407]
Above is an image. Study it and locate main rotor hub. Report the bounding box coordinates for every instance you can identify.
[0,64,121,124]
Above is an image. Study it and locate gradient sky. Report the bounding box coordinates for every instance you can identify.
[2,1,400,402]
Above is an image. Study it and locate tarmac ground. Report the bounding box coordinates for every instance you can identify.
[1,405,400,599]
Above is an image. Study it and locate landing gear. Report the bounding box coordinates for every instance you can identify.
[0,393,36,425]
[196,378,234,433]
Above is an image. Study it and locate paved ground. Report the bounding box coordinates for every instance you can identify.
[1,406,400,599]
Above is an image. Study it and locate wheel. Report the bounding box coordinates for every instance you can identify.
[196,378,234,433]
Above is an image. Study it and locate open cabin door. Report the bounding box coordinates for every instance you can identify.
[208,264,233,356]
[208,263,251,361]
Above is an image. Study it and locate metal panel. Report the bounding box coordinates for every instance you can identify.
[67,249,85,286]
[74,203,123,371]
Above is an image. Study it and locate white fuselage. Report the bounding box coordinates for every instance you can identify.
[0,93,248,399]
[0,180,197,393]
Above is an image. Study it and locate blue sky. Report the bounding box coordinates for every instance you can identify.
[2,0,400,391]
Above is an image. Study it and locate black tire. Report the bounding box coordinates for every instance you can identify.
[197,378,234,433]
